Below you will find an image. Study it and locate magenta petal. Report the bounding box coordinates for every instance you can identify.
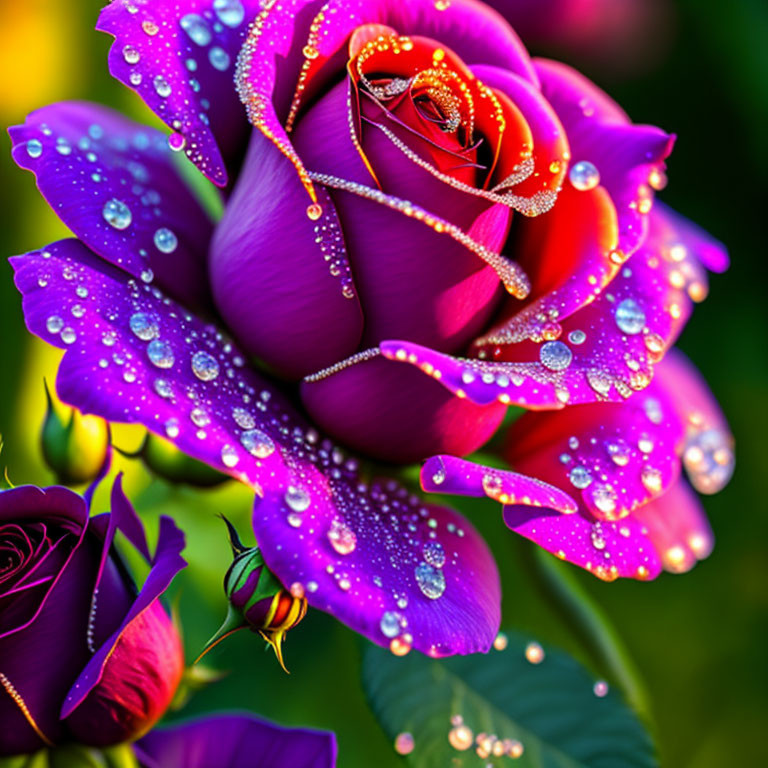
[12,240,501,656]
[421,455,579,514]
[9,102,212,309]
[535,58,674,258]
[135,713,337,768]
[301,353,506,463]
[632,479,714,573]
[209,131,364,379]
[418,455,661,581]
[96,0,263,186]
[505,381,684,521]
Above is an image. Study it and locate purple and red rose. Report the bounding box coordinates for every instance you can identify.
[7,0,732,663]
[0,477,185,756]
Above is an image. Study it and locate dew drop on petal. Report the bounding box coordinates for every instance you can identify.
[614,298,646,335]
[221,444,239,468]
[569,160,600,191]
[191,350,219,380]
[147,339,175,368]
[122,45,140,64]
[153,75,172,98]
[214,0,245,26]
[180,13,212,45]
[568,329,586,345]
[46,315,64,334]
[240,428,275,458]
[591,484,617,515]
[129,312,158,340]
[168,132,186,152]
[208,46,231,71]
[327,518,357,555]
[414,562,446,599]
[153,227,178,253]
[102,198,132,229]
[165,418,180,438]
[539,340,572,371]
[568,465,593,489]
[26,139,43,158]
[285,485,311,513]
[379,611,404,639]
[154,378,172,398]
[422,540,446,568]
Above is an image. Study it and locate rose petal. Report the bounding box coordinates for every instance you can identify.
[12,240,501,656]
[418,454,661,580]
[632,479,714,573]
[9,102,212,309]
[135,713,337,768]
[209,129,364,380]
[301,352,506,463]
[97,0,263,186]
[381,203,727,409]
[535,58,675,258]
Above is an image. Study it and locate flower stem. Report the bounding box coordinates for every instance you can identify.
[524,543,655,728]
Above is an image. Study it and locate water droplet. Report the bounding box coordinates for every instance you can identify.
[153,227,178,253]
[129,72,143,86]
[569,160,600,191]
[26,139,43,158]
[448,725,473,751]
[414,562,446,600]
[190,407,210,427]
[380,611,405,639]
[683,428,734,494]
[307,203,323,220]
[141,19,159,35]
[493,632,508,651]
[180,13,212,45]
[147,339,175,368]
[165,418,180,438]
[423,540,446,568]
[55,138,71,156]
[208,46,230,71]
[394,732,414,756]
[191,350,219,380]
[525,641,545,664]
[593,680,609,697]
[389,636,411,656]
[129,312,158,340]
[240,429,275,458]
[327,518,357,555]
[539,340,572,371]
[168,132,186,152]
[46,315,63,334]
[641,465,663,492]
[615,298,646,335]
[569,465,592,489]
[102,198,132,229]
[154,379,172,398]
[431,457,446,485]
[232,408,255,429]
[568,329,586,345]
[591,484,617,515]
[221,444,239,468]
[122,45,140,64]
[60,327,77,344]
[153,75,172,98]
[214,0,245,26]
[285,485,311,512]
[606,439,630,466]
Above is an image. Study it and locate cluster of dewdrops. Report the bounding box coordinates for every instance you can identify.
[392,635,609,761]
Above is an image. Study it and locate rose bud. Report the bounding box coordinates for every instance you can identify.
[197,517,306,673]
[0,475,186,756]
[40,380,109,486]
[129,432,229,488]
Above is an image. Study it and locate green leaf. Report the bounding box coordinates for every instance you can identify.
[362,631,657,768]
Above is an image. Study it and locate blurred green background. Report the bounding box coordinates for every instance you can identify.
[0,0,766,765]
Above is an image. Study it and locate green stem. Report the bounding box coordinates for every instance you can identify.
[524,543,655,728]
[102,744,141,768]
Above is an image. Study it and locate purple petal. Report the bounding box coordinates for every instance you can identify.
[9,102,212,309]
[535,58,675,258]
[381,202,726,408]
[209,130,364,379]
[61,505,186,717]
[421,455,579,513]
[96,0,263,186]
[301,351,506,463]
[135,713,337,768]
[12,241,501,656]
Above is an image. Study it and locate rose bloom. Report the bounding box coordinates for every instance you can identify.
[0,478,185,756]
[9,0,732,658]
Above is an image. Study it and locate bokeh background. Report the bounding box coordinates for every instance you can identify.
[0,0,766,765]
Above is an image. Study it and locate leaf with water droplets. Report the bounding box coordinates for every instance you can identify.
[363,630,657,768]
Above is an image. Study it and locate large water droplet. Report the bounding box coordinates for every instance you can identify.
[46,315,64,334]
[147,339,175,368]
[129,312,158,340]
[569,160,600,191]
[614,298,646,335]
[26,139,43,158]
[414,562,446,599]
[153,227,178,253]
[240,428,275,458]
[153,75,172,98]
[569,465,593,489]
[539,340,572,371]
[285,485,311,512]
[379,611,405,639]
[180,13,212,45]
[191,350,219,380]
[102,198,132,229]
[122,45,140,64]
[214,0,245,26]
[327,518,357,555]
